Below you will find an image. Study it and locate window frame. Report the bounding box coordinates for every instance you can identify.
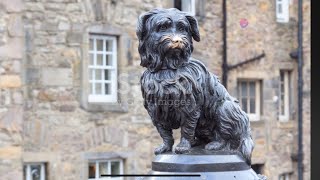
[279,172,291,180]
[88,159,124,180]
[276,0,289,23]
[251,163,264,175]
[182,0,196,16]
[88,34,118,103]
[237,79,261,121]
[174,0,196,16]
[24,162,46,180]
[279,70,292,122]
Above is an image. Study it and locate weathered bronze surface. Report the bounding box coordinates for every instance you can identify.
[147,146,266,180]
[136,8,254,165]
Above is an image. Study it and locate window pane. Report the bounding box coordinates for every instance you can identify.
[288,71,292,106]
[89,69,95,80]
[251,164,263,174]
[89,39,94,50]
[97,39,103,51]
[95,83,102,94]
[95,69,102,80]
[281,93,284,100]
[106,40,113,51]
[280,84,284,95]
[241,82,247,97]
[97,54,103,66]
[280,91,285,114]
[89,54,94,65]
[182,0,192,12]
[281,104,285,115]
[250,98,255,114]
[88,163,96,178]
[249,82,255,98]
[241,98,247,112]
[280,71,284,82]
[104,70,111,80]
[99,162,109,177]
[89,69,92,80]
[30,165,41,180]
[105,55,112,66]
[111,161,120,175]
[23,165,27,180]
[105,83,111,95]
[174,0,182,10]
[278,4,283,13]
[90,83,94,94]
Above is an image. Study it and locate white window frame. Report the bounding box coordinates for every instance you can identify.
[279,173,291,180]
[238,80,261,121]
[24,163,46,180]
[88,159,124,180]
[276,0,289,23]
[279,70,291,122]
[181,0,196,16]
[88,35,118,103]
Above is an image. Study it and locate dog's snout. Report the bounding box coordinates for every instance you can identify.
[172,36,183,44]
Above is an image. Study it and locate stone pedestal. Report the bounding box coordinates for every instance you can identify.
[145,147,266,180]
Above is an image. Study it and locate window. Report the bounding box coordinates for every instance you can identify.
[24,163,46,180]
[88,159,123,180]
[279,70,292,121]
[237,80,261,121]
[174,0,196,16]
[276,0,289,23]
[89,35,117,103]
[251,164,264,174]
[279,173,291,180]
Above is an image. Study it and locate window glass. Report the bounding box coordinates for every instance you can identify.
[88,35,117,103]
[88,163,96,178]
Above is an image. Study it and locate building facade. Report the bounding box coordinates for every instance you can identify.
[0,0,310,180]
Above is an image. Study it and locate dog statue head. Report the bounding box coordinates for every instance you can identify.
[136,8,200,72]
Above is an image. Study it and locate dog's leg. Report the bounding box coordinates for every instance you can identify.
[154,124,174,154]
[175,111,200,154]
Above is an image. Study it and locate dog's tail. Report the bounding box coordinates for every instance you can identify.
[239,135,254,165]
[214,97,254,165]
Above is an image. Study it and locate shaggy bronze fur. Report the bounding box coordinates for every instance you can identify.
[137,8,254,164]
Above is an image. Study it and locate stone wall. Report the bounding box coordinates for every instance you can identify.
[302,0,310,179]
[0,0,25,179]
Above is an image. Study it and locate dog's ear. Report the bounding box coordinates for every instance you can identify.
[185,15,200,42]
[136,9,158,41]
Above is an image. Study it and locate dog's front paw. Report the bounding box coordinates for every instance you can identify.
[205,141,226,151]
[175,138,191,154]
[154,144,172,155]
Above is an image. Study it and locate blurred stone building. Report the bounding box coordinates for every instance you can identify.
[0,0,310,180]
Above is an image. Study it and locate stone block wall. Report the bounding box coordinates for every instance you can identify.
[0,0,25,179]
[302,0,310,179]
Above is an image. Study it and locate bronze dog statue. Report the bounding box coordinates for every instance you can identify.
[136,8,254,164]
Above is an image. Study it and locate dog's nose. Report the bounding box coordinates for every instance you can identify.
[172,36,183,44]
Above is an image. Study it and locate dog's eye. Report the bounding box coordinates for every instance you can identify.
[178,25,186,31]
[177,23,187,32]
[159,24,168,31]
